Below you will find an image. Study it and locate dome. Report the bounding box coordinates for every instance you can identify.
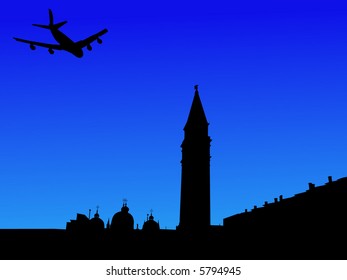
[90,210,105,230]
[142,213,160,232]
[110,203,134,232]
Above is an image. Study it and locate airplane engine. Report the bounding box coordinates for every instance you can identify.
[48,48,54,54]
[97,38,102,44]
[30,44,36,50]
[87,44,92,51]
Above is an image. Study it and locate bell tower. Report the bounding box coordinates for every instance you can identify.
[178,85,211,233]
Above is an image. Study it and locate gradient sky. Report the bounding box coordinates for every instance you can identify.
[0,1,346,229]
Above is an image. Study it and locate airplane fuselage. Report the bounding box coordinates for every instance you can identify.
[51,29,84,58]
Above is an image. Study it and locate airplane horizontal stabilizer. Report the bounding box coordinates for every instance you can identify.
[32,23,50,29]
[32,20,67,30]
[54,21,68,29]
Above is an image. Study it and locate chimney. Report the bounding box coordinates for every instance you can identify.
[328,176,332,183]
[279,195,283,201]
[264,201,268,207]
[308,182,315,190]
[274,198,278,203]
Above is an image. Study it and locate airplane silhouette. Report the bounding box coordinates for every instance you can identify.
[13,9,108,58]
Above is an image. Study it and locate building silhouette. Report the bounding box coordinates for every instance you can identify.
[223,175,347,258]
[1,85,347,259]
[178,85,211,234]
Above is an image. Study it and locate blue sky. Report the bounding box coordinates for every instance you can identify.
[0,0,346,229]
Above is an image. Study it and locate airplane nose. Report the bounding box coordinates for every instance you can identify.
[75,51,83,58]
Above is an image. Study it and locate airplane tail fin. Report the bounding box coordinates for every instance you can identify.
[49,8,54,25]
[32,9,67,30]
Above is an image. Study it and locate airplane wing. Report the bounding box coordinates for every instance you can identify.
[13,37,63,50]
[75,28,108,48]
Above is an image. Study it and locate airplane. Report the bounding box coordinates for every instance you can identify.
[13,9,108,58]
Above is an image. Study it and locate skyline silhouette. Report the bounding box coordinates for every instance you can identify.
[2,86,347,260]
[1,1,347,231]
